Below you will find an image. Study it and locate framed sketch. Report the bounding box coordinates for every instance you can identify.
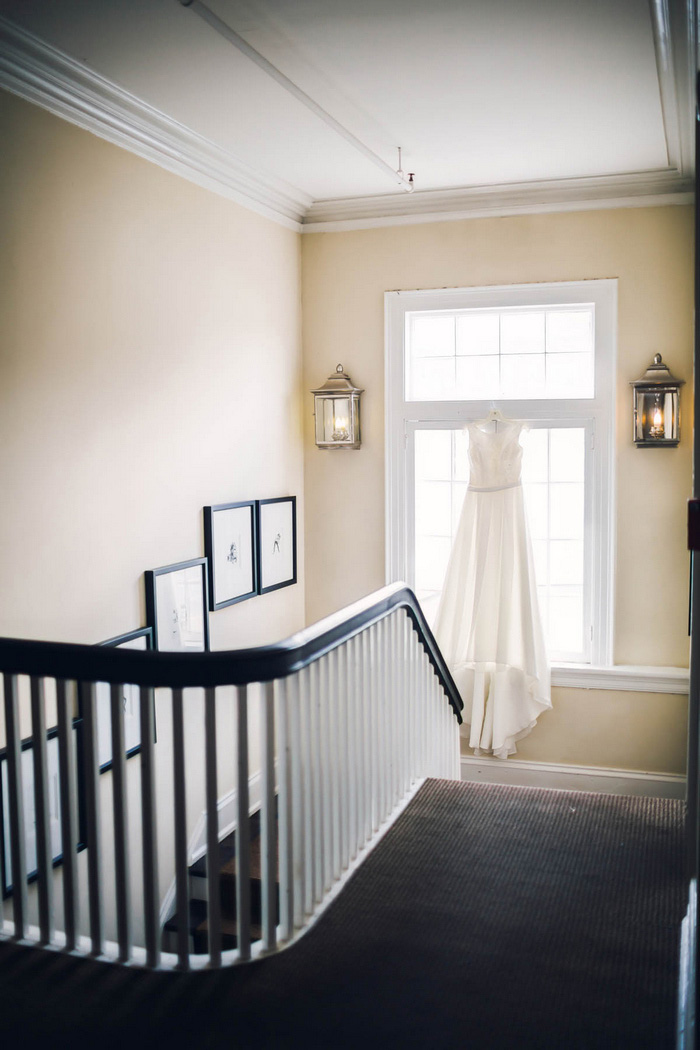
[95,627,155,773]
[257,496,297,594]
[203,501,257,610]
[145,557,210,652]
[0,725,86,898]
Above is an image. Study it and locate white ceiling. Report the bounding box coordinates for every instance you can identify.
[0,0,695,229]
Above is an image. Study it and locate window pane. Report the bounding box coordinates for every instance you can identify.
[524,484,548,539]
[501,311,545,354]
[532,541,549,585]
[415,536,451,592]
[550,428,585,482]
[456,311,499,356]
[453,429,471,481]
[548,589,584,654]
[452,483,468,532]
[410,314,455,357]
[546,310,592,353]
[550,540,584,586]
[415,429,451,481]
[500,354,546,398]
[415,481,451,536]
[455,356,500,400]
[546,352,594,399]
[550,483,584,539]
[408,357,455,400]
[521,429,548,483]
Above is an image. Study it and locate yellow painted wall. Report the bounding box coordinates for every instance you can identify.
[0,90,304,940]
[0,90,304,649]
[302,207,693,774]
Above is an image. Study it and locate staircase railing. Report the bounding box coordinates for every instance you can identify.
[0,583,462,970]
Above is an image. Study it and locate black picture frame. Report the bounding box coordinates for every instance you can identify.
[95,627,156,773]
[256,496,297,594]
[0,723,86,898]
[203,501,258,610]
[145,557,210,652]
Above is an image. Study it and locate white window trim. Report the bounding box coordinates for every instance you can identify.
[385,279,618,674]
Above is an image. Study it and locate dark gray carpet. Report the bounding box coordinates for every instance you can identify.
[0,779,686,1050]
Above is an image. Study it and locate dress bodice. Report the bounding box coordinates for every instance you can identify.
[467,421,523,489]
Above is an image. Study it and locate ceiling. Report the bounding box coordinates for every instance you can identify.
[0,0,695,230]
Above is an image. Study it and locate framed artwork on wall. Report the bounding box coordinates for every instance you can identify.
[95,627,155,773]
[257,496,297,594]
[145,557,210,652]
[203,501,258,610]
[0,725,86,898]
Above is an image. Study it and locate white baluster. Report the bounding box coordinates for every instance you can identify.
[319,655,332,892]
[56,679,78,952]
[171,687,189,969]
[276,677,293,942]
[288,673,303,932]
[328,649,341,881]
[81,680,103,956]
[236,685,252,961]
[204,686,222,967]
[260,680,277,951]
[298,666,314,918]
[310,659,323,904]
[139,684,159,968]
[30,676,53,945]
[338,644,350,872]
[110,681,131,963]
[4,673,27,939]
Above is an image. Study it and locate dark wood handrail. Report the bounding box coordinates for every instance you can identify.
[0,584,463,722]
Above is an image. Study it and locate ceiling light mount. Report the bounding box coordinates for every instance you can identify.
[396,147,415,192]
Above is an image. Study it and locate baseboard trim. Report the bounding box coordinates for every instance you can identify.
[460,755,686,799]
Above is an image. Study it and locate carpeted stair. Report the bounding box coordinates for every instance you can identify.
[162,809,278,954]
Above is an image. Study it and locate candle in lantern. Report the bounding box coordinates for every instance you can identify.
[653,408,662,427]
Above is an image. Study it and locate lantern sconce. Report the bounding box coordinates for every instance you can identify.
[630,354,684,448]
[311,364,363,450]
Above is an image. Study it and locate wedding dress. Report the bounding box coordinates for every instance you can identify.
[433,417,551,759]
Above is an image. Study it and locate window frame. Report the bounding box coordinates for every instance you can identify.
[385,279,617,668]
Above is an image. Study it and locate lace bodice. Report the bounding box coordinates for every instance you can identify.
[467,420,523,489]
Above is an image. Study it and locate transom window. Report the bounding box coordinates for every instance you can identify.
[386,281,616,667]
[406,305,594,402]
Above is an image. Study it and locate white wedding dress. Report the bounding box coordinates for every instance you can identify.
[433,419,551,759]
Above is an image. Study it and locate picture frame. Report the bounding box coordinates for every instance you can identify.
[257,496,297,594]
[0,724,86,898]
[95,627,155,773]
[203,501,258,610]
[145,557,210,652]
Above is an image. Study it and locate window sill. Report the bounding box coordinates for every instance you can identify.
[551,663,689,694]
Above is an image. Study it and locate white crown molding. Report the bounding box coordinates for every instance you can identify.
[551,663,690,694]
[460,755,686,799]
[0,16,309,231]
[301,172,694,231]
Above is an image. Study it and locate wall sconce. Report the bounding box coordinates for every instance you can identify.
[630,354,684,448]
[311,365,363,449]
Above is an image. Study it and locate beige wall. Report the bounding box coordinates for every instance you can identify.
[0,90,304,940]
[302,206,693,775]
[0,90,304,649]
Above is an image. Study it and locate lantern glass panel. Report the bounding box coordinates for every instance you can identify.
[315,395,355,445]
[634,388,679,444]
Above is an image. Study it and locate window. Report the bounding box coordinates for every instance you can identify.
[386,281,616,666]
